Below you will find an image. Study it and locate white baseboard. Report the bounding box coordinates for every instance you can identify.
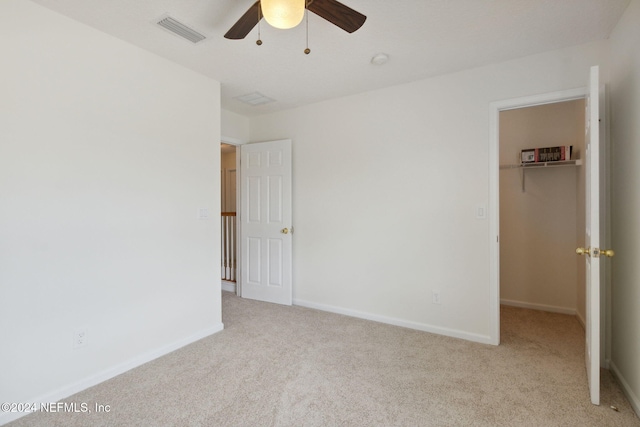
[293,299,493,345]
[221,280,236,293]
[610,361,640,418]
[500,299,577,316]
[0,323,224,426]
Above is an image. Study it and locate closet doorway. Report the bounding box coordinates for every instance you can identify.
[499,99,587,324]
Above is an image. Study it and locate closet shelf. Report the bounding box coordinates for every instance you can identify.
[500,159,582,192]
[499,159,582,170]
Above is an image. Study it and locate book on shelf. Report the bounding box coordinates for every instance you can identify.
[521,145,572,164]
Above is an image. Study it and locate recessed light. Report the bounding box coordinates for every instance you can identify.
[371,53,389,65]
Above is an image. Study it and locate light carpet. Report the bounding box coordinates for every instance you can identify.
[9,291,640,426]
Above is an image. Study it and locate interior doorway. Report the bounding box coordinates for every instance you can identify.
[221,142,238,293]
[488,87,590,346]
[219,138,294,305]
[498,99,587,324]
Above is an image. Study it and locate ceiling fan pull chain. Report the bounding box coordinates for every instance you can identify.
[304,8,310,54]
[256,3,263,46]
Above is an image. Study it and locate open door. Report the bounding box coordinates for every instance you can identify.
[577,65,610,405]
[239,139,293,305]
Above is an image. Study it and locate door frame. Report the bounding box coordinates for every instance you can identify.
[489,84,611,366]
[488,87,589,345]
[221,135,245,296]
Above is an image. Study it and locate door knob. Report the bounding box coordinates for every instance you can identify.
[281,228,289,234]
[576,247,589,256]
[576,247,615,258]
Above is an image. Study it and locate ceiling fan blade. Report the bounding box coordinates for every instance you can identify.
[224,1,261,39]
[307,0,366,33]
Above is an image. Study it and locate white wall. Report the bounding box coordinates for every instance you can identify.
[249,41,608,343]
[0,1,222,422]
[609,0,640,415]
[222,109,251,142]
[499,100,585,314]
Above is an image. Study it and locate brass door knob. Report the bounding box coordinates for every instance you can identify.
[576,247,589,256]
[601,249,615,257]
[281,228,289,234]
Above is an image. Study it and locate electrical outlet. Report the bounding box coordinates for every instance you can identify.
[432,291,441,305]
[73,328,88,349]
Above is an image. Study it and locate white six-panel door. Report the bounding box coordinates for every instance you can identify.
[240,140,292,305]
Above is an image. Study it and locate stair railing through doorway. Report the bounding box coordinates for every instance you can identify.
[221,212,236,282]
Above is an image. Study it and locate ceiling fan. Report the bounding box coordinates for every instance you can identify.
[224,0,366,40]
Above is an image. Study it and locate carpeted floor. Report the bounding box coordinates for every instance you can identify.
[9,292,640,426]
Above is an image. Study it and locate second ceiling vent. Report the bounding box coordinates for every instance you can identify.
[156,15,206,44]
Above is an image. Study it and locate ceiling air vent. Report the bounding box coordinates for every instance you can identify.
[156,15,206,44]
[235,92,276,106]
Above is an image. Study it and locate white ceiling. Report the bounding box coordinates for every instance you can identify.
[30,0,630,117]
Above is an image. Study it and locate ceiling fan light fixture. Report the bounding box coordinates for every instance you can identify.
[261,0,305,29]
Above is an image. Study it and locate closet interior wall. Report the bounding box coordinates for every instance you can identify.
[499,99,586,321]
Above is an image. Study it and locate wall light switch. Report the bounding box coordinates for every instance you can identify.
[475,204,487,220]
[198,208,210,220]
